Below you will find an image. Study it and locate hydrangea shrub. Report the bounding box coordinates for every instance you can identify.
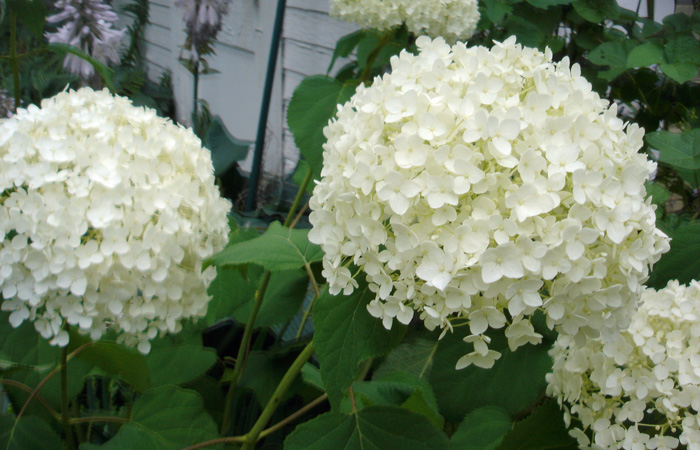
[308,36,669,368]
[548,280,700,450]
[330,0,480,43]
[0,88,231,353]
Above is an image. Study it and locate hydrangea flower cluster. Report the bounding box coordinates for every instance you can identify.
[175,0,230,63]
[308,36,669,368]
[45,0,125,80]
[547,280,700,450]
[0,88,231,353]
[329,0,480,44]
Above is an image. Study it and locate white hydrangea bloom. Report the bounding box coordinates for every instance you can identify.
[548,280,700,450]
[308,36,669,368]
[0,88,231,353]
[330,0,480,43]
[45,0,125,80]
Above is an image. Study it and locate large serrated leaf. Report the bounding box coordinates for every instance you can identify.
[429,328,552,423]
[286,76,358,180]
[206,221,323,272]
[660,63,700,84]
[85,386,222,450]
[283,406,449,450]
[313,276,406,411]
[451,407,512,450]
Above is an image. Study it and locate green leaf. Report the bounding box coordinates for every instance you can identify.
[572,0,620,22]
[647,221,700,289]
[587,41,626,68]
[47,43,116,92]
[451,407,512,450]
[627,43,665,68]
[239,348,304,405]
[301,363,325,391]
[660,63,700,84]
[0,416,62,450]
[283,406,450,450]
[7,0,46,37]
[202,115,251,176]
[373,330,438,381]
[206,221,323,272]
[347,372,444,429]
[0,313,89,416]
[503,16,546,49]
[68,334,150,392]
[496,400,577,450]
[206,266,309,327]
[89,386,222,450]
[665,36,700,65]
[524,0,571,8]
[313,276,406,411]
[646,129,700,169]
[429,328,552,423]
[481,0,512,23]
[286,76,358,180]
[645,181,670,216]
[146,344,216,387]
[292,160,314,194]
[329,30,366,74]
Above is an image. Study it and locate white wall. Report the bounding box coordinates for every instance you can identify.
[119,0,680,179]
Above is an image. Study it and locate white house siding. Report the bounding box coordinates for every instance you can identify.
[117,0,680,178]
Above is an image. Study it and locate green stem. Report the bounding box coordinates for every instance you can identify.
[9,9,20,114]
[240,341,316,450]
[61,344,76,450]
[192,60,200,133]
[358,30,393,84]
[284,169,312,228]
[220,271,273,435]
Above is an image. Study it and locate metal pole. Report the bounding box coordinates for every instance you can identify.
[245,0,287,212]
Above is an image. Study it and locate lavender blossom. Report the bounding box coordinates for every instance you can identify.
[175,0,230,63]
[45,0,126,80]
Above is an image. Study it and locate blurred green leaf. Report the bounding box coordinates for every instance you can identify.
[572,0,620,22]
[328,29,366,74]
[646,129,700,169]
[283,407,449,450]
[524,0,571,8]
[451,407,512,450]
[665,36,700,65]
[7,0,46,37]
[660,63,700,84]
[648,221,700,289]
[0,416,61,450]
[627,43,665,68]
